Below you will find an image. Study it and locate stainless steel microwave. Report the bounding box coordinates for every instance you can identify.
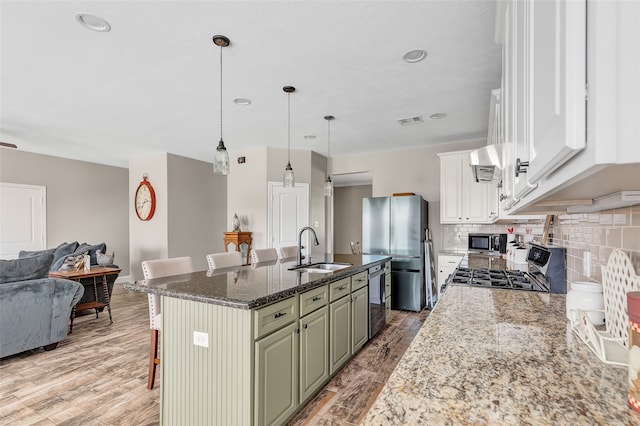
[468,233,507,253]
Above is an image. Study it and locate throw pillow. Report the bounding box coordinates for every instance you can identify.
[75,242,107,265]
[18,248,55,258]
[51,241,79,269]
[0,252,54,284]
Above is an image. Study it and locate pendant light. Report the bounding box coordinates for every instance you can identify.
[212,35,230,175]
[283,86,296,188]
[324,115,335,197]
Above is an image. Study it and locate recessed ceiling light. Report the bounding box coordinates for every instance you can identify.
[74,13,111,32]
[233,98,252,106]
[402,49,427,63]
[304,135,316,140]
[429,113,447,120]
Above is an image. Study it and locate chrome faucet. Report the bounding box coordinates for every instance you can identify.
[298,226,319,266]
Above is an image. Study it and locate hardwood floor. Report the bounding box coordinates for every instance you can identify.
[0,284,428,425]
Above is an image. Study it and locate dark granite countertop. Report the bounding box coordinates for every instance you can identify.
[123,254,390,310]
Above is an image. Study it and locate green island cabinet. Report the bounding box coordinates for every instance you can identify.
[159,268,373,426]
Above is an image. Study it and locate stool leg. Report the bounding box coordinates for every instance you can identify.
[147,329,159,389]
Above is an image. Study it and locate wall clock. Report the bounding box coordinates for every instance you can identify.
[135,174,156,221]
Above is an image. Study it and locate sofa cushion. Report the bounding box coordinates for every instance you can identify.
[18,248,55,258]
[75,242,106,265]
[0,253,54,284]
[50,242,79,270]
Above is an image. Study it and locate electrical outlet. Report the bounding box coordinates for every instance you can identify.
[314,220,319,228]
[193,331,209,348]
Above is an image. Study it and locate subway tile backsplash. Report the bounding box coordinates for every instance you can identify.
[550,206,640,285]
[440,205,640,287]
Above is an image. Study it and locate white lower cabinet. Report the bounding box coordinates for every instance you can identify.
[438,254,463,291]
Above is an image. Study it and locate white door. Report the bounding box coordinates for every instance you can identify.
[0,183,46,259]
[268,182,309,257]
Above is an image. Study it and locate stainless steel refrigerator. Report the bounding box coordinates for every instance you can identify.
[362,195,429,312]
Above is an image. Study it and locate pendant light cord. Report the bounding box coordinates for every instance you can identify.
[287,92,291,164]
[327,119,331,176]
[219,44,223,141]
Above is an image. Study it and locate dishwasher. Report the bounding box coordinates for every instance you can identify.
[368,264,386,339]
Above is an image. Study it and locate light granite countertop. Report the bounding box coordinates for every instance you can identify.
[363,285,640,425]
[124,254,389,309]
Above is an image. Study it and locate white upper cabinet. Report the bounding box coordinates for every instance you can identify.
[438,151,494,224]
[496,0,638,213]
[527,0,586,183]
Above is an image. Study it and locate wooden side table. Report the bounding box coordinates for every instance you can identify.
[223,232,252,265]
[49,266,120,333]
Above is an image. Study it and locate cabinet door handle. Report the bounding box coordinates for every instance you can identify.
[274,312,287,319]
[515,158,529,177]
[304,323,308,329]
[312,296,321,302]
[338,286,346,291]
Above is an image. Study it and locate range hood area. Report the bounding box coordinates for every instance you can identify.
[468,144,504,183]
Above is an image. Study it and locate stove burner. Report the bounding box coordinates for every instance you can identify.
[449,267,547,292]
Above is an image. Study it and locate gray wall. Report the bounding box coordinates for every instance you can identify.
[0,148,130,275]
[333,185,372,254]
[129,153,227,279]
[167,154,227,271]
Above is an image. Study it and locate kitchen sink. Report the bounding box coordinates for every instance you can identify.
[288,262,352,273]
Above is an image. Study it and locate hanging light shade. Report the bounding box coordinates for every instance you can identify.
[283,86,296,187]
[324,115,335,197]
[213,35,230,175]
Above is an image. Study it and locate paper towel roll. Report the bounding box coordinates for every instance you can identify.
[514,247,528,263]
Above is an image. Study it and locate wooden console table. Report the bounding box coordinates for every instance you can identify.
[49,266,120,333]
[223,232,252,265]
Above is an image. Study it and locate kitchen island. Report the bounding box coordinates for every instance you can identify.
[125,253,389,425]
[362,284,638,425]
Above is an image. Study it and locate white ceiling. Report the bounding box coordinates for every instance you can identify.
[0,0,502,168]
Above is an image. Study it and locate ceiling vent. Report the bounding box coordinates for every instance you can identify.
[397,116,424,126]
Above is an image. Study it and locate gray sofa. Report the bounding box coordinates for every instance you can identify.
[0,253,84,358]
[19,241,118,310]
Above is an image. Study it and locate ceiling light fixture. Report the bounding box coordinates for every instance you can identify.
[233,98,252,106]
[74,13,111,32]
[430,112,447,120]
[283,86,296,188]
[402,49,427,63]
[324,115,335,197]
[212,35,230,175]
[398,116,424,126]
